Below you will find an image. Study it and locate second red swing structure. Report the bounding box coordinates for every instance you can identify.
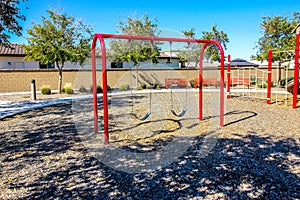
[226,42,299,108]
[91,33,225,144]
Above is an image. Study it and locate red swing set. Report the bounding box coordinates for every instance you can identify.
[91,33,225,144]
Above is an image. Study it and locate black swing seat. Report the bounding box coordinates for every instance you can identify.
[130,112,151,121]
[171,108,187,117]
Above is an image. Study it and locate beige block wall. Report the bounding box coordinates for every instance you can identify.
[0,69,201,93]
[0,68,295,93]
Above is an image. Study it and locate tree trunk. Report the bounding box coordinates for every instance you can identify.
[58,67,63,94]
[57,62,64,94]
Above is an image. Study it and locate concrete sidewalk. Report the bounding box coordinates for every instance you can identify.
[0,95,92,120]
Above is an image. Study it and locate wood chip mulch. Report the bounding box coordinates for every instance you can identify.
[0,93,299,199]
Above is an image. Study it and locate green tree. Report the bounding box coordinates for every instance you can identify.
[108,14,160,66]
[23,10,93,93]
[178,27,201,68]
[0,0,27,47]
[178,25,229,67]
[201,24,229,62]
[253,12,300,81]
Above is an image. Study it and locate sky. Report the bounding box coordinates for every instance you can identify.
[10,0,300,59]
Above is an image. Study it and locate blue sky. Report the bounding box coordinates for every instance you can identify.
[11,0,300,59]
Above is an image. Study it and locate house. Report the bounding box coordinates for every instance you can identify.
[292,23,300,34]
[0,44,181,69]
[0,44,90,69]
[0,44,37,69]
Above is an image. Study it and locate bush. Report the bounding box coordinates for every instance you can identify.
[190,79,195,88]
[138,83,147,90]
[153,83,161,89]
[41,85,51,95]
[107,85,112,92]
[120,84,130,91]
[90,85,103,93]
[62,83,74,94]
[279,77,294,87]
[90,85,112,93]
[79,86,87,93]
[250,76,256,85]
[257,81,268,88]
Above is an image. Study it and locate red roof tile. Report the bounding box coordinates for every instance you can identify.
[0,44,25,56]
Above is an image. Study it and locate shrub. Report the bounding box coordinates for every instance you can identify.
[257,81,268,88]
[41,85,51,95]
[279,77,294,87]
[90,85,111,93]
[153,83,161,89]
[107,85,112,92]
[90,85,103,93]
[62,83,74,94]
[120,84,130,91]
[79,86,87,93]
[190,79,195,88]
[250,76,256,85]
[97,85,103,93]
[138,83,147,90]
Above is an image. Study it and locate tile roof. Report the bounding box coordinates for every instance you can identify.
[0,44,25,56]
[292,23,300,34]
[159,52,179,58]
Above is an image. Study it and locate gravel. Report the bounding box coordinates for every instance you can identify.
[0,92,299,199]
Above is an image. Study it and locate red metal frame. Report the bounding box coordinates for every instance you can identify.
[92,33,225,144]
[267,50,272,104]
[293,34,299,109]
[227,55,231,99]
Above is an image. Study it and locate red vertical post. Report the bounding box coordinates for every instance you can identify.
[218,46,225,127]
[198,42,224,127]
[267,50,272,104]
[293,34,299,109]
[199,43,209,121]
[99,35,109,144]
[92,36,98,134]
[227,55,231,99]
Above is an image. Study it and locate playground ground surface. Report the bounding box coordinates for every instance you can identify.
[0,91,299,199]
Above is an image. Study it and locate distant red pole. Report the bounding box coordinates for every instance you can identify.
[267,50,272,104]
[293,34,299,109]
[227,55,231,99]
[92,36,98,134]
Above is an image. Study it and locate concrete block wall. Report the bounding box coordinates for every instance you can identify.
[0,68,294,93]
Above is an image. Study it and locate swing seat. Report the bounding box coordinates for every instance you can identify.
[130,112,151,121]
[171,108,187,117]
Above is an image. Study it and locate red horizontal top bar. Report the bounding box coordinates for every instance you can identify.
[94,33,217,44]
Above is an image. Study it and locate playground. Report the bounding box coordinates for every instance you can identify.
[0,33,299,199]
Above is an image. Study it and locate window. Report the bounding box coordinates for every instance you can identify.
[39,62,54,69]
[14,62,25,69]
[111,62,123,68]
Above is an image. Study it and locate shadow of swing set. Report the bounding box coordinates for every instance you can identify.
[92,34,225,144]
